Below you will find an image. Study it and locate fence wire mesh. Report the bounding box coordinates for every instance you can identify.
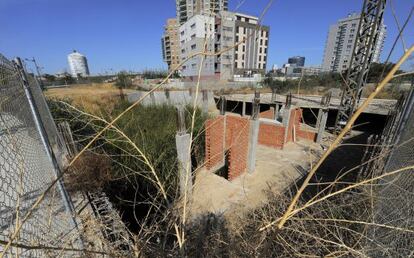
[360,86,414,257]
[0,54,82,257]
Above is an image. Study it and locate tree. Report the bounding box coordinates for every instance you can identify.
[367,62,403,83]
[43,74,56,83]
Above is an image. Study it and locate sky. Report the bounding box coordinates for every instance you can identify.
[1,0,413,75]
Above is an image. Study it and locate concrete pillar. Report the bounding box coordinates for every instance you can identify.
[316,108,328,143]
[175,133,192,198]
[202,90,208,114]
[150,91,156,105]
[165,89,171,106]
[242,101,246,117]
[247,119,260,173]
[274,104,280,121]
[283,106,293,144]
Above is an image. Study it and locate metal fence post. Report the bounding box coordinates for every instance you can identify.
[14,57,84,249]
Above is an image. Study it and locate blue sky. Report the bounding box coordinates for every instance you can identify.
[1,0,412,74]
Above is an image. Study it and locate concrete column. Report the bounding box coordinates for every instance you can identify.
[150,91,156,105]
[316,108,328,143]
[274,104,280,121]
[165,89,171,106]
[202,90,208,114]
[242,101,246,117]
[247,119,260,174]
[175,133,192,198]
[283,106,293,144]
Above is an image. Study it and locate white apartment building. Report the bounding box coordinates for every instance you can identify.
[67,50,90,78]
[322,13,386,73]
[179,14,216,80]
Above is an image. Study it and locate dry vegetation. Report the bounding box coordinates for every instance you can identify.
[3,1,414,257]
[45,83,136,113]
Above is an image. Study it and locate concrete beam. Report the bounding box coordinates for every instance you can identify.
[175,133,192,198]
[242,101,246,117]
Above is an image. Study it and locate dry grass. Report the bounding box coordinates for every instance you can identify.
[45,83,136,113]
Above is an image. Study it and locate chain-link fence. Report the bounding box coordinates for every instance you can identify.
[360,86,414,257]
[0,54,83,256]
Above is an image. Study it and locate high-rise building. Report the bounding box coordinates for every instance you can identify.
[322,13,386,73]
[179,11,270,80]
[179,14,216,80]
[67,50,90,78]
[231,12,269,78]
[288,56,305,67]
[161,18,181,72]
[176,0,228,24]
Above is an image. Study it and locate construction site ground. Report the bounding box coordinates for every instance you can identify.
[190,139,324,219]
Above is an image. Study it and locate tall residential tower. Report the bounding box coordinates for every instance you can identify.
[162,18,181,72]
[176,0,228,24]
[322,13,386,73]
[67,50,90,78]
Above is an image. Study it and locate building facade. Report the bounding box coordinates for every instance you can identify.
[179,11,270,81]
[162,18,181,72]
[176,0,228,24]
[179,14,216,80]
[322,13,386,73]
[67,50,89,78]
[288,56,305,67]
[233,12,269,77]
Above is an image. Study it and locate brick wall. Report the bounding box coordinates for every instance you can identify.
[205,108,316,181]
[205,116,225,169]
[205,115,249,180]
[225,116,249,180]
[258,123,285,149]
[259,108,275,119]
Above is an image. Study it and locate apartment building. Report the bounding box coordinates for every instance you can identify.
[179,11,270,81]
[179,14,216,80]
[176,0,228,24]
[232,12,269,77]
[161,18,180,72]
[322,13,386,73]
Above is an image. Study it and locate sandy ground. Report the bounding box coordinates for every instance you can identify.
[190,139,323,218]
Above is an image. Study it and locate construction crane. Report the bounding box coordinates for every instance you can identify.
[335,0,387,130]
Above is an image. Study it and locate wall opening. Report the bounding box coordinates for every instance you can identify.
[216,150,229,180]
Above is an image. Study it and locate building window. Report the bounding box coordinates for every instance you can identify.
[191,23,196,29]
[191,44,196,50]
[223,26,233,32]
[191,34,196,40]
[259,56,262,61]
